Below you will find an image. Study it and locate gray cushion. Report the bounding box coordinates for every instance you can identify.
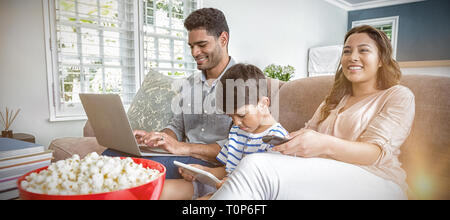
[127,70,181,132]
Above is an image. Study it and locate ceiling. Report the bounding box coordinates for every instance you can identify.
[324,0,426,11]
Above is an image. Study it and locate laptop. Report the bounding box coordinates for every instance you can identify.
[79,93,175,157]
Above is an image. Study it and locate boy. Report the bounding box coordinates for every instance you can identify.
[159,64,289,200]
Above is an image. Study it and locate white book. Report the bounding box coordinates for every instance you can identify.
[0,174,22,191]
[0,160,51,179]
[0,150,53,169]
[0,188,19,200]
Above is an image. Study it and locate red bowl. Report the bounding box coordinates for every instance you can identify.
[17,157,166,200]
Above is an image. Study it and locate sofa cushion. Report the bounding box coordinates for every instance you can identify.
[127,71,179,133]
[49,137,107,162]
[127,70,182,132]
[398,75,450,199]
[277,76,334,132]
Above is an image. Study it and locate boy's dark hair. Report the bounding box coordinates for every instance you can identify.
[217,64,268,114]
[184,8,229,38]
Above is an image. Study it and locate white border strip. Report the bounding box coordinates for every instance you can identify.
[325,0,425,11]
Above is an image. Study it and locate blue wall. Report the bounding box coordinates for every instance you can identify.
[348,0,450,62]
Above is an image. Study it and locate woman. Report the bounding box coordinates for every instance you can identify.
[210,25,415,200]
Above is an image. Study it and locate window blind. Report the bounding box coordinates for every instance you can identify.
[142,0,198,77]
[53,0,137,117]
[45,0,200,120]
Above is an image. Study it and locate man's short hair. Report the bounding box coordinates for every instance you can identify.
[217,64,268,114]
[184,8,229,38]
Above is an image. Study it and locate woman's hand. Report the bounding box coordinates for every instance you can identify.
[272,129,330,158]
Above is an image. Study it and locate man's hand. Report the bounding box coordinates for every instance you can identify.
[134,130,150,145]
[133,130,190,155]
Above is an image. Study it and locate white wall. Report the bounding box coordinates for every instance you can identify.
[0,0,86,148]
[401,66,450,77]
[0,0,348,148]
[203,0,348,78]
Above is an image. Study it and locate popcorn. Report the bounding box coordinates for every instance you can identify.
[21,152,161,195]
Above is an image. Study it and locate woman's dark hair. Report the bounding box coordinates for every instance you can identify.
[216,64,267,114]
[184,8,229,38]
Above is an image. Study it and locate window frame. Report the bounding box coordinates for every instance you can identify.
[351,16,399,59]
[43,0,201,121]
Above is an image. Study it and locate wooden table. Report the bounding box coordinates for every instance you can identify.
[12,133,35,143]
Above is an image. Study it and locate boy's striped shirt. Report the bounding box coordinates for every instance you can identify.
[216,123,289,173]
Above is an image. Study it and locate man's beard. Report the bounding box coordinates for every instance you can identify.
[197,46,223,71]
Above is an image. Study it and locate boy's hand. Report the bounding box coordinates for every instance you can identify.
[178,164,209,182]
[216,177,228,189]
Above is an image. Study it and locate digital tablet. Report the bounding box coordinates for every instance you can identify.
[262,135,290,145]
[173,161,221,187]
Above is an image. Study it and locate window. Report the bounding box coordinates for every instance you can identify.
[352,16,399,59]
[43,0,200,121]
[143,0,198,77]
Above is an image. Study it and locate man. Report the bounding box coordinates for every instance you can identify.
[104,8,235,179]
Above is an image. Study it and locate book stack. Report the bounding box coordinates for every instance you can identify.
[0,138,52,200]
